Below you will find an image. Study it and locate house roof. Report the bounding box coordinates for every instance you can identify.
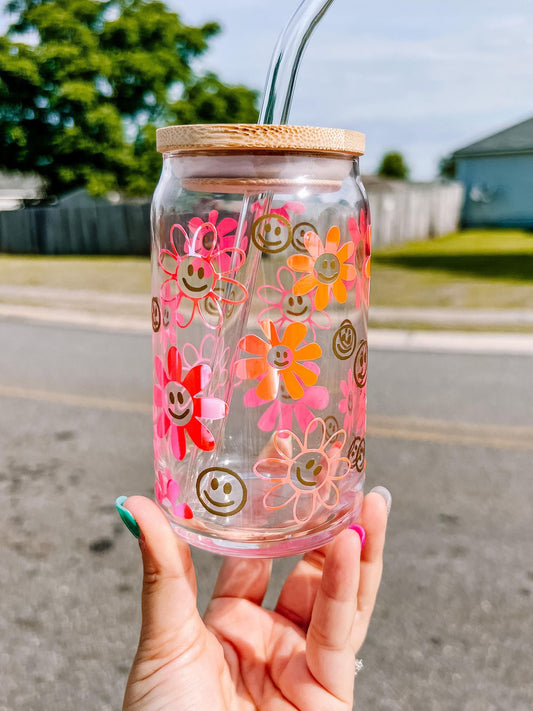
[454,116,533,158]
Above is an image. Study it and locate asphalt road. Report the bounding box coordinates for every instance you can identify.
[1,319,532,711]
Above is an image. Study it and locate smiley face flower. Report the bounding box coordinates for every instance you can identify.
[155,469,193,519]
[339,369,358,433]
[251,198,305,222]
[154,346,228,461]
[235,321,322,402]
[349,209,372,309]
[181,333,231,395]
[159,221,247,329]
[253,417,349,523]
[287,226,356,311]
[257,266,331,340]
[243,361,329,433]
[189,210,248,274]
[355,383,367,435]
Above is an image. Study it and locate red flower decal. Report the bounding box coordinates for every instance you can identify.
[154,346,228,461]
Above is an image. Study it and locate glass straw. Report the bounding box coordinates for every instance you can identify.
[208,1,337,473]
[232,0,337,264]
[226,0,337,364]
[259,0,336,126]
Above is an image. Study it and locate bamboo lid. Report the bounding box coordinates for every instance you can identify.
[156,124,365,156]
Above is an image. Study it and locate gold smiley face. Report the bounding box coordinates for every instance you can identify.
[281,293,312,322]
[292,221,317,252]
[151,297,161,332]
[251,214,292,254]
[314,253,341,284]
[355,240,366,272]
[267,346,293,371]
[332,319,356,360]
[162,303,172,329]
[206,284,238,319]
[347,436,365,472]
[290,451,327,490]
[353,340,368,388]
[324,415,339,439]
[196,467,247,517]
[177,256,215,298]
[199,225,216,252]
[278,379,294,402]
[164,382,193,426]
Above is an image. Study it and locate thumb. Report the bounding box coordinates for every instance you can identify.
[117,496,204,660]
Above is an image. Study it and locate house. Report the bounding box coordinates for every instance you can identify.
[453,116,533,228]
[0,171,45,211]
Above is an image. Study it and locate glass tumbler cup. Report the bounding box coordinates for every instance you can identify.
[151,124,371,557]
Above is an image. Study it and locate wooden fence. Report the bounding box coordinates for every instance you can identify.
[366,179,464,249]
[0,180,463,255]
[0,203,151,255]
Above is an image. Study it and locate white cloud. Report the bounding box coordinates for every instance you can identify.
[3,0,532,180]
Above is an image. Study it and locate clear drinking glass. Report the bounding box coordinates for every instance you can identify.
[151,124,371,557]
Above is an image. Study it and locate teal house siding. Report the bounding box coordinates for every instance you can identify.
[457,154,533,228]
[453,117,533,228]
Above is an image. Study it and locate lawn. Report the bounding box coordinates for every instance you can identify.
[370,229,533,309]
[0,229,532,310]
[0,254,151,293]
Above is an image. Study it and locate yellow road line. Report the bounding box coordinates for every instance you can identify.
[366,425,533,451]
[0,384,151,415]
[0,384,531,451]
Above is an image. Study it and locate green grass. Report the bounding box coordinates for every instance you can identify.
[0,229,532,311]
[371,229,533,309]
[0,254,150,293]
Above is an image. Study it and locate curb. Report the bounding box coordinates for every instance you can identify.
[2,303,533,355]
[369,328,533,356]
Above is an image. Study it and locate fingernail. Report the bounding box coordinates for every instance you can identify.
[370,486,392,515]
[349,524,366,548]
[115,496,140,539]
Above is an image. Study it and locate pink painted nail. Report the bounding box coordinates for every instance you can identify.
[349,524,366,548]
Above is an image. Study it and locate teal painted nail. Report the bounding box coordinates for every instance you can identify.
[115,496,140,539]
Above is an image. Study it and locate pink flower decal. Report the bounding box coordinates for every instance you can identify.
[235,320,322,402]
[181,334,231,395]
[155,469,193,519]
[189,210,248,273]
[257,266,331,340]
[349,209,372,309]
[243,362,329,432]
[159,221,247,329]
[252,199,305,221]
[287,226,356,311]
[154,346,228,461]
[253,417,349,523]
[355,384,367,434]
[339,369,358,432]
[159,301,177,350]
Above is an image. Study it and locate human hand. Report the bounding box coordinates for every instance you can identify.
[118,489,390,711]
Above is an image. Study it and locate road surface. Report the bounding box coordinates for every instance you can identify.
[0,319,531,711]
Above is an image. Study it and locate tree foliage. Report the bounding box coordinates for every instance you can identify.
[377,151,410,180]
[0,0,259,196]
[438,154,457,180]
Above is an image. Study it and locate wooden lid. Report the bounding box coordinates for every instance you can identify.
[156,124,365,156]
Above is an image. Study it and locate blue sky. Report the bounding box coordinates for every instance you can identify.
[175,0,533,179]
[3,0,533,179]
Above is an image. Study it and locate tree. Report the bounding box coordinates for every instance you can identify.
[377,151,410,180]
[438,154,457,180]
[0,0,259,196]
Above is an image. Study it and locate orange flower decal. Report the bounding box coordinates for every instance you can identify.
[235,321,322,401]
[287,226,356,311]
